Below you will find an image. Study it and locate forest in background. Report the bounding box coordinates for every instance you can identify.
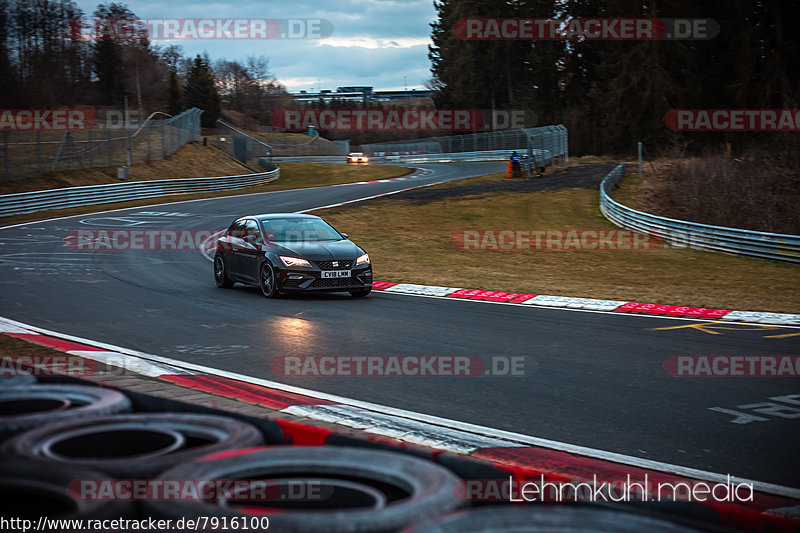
[429,0,799,157]
[1,0,798,156]
[0,0,291,128]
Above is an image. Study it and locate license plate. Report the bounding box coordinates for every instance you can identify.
[322,270,351,278]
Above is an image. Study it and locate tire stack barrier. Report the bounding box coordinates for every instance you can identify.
[1,374,797,532]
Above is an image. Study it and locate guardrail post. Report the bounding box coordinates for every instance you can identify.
[66,132,73,170]
[638,142,643,177]
[3,131,8,181]
[107,126,113,166]
[87,129,93,168]
[36,130,42,174]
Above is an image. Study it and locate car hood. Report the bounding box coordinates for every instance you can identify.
[271,239,363,261]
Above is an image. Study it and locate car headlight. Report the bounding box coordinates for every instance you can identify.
[280,256,311,267]
[355,253,370,266]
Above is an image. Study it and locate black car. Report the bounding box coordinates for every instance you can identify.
[213,213,372,298]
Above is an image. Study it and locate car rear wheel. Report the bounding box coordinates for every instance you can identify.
[349,288,371,297]
[214,255,234,288]
[260,262,281,298]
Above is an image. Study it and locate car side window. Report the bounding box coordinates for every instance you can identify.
[228,220,246,239]
[244,220,263,244]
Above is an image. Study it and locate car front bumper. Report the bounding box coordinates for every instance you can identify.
[276,265,372,292]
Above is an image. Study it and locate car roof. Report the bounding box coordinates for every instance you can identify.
[250,213,322,222]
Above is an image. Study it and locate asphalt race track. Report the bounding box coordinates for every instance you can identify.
[1,161,798,489]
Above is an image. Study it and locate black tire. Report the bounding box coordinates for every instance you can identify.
[214,254,234,288]
[144,446,464,533]
[0,375,37,388]
[260,261,281,298]
[0,384,131,440]
[403,506,703,532]
[1,412,265,478]
[0,460,134,522]
[349,288,372,297]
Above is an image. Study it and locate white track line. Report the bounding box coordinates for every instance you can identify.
[1,315,799,500]
[371,291,800,328]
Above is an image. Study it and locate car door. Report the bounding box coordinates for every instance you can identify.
[225,219,248,279]
[237,219,263,282]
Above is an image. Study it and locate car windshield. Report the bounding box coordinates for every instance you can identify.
[260,218,343,242]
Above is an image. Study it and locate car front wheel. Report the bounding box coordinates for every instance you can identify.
[260,262,281,298]
[214,255,234,288]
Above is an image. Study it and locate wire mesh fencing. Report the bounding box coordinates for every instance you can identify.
[361,125,568,163]
[267,131,349,156]
[0,108,203,182]
[215,120,274,168]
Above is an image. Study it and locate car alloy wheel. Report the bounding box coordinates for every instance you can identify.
[260,262,280,298]
[214,255,233,288]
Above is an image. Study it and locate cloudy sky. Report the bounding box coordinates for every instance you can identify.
[72,0,438,93]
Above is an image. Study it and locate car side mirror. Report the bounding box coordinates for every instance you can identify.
[341,233,349,239]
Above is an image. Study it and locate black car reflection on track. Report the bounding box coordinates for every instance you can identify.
[214,213,372,298]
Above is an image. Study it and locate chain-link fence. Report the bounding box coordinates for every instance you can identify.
[267,131,349,156]
[215,120,348,161]
[215,120,275,169]
[0,108,203,182]
[362,125,568,163]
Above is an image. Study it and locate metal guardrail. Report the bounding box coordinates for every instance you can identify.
[382,149,553,165]
[0,167,279,217]
[273,149,553,165]
[362,125,568,164]
[600,163,800,264]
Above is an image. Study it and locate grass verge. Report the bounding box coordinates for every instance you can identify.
[0,142,256,195]
[0,334,66,359]
[318,172,800,313]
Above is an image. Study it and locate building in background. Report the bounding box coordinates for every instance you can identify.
[291,86,432,104]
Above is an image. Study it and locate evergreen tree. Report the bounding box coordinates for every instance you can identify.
[184,55,221,127]
[92,3,138,105]
[166,71,184,115]
[93,38,124,104]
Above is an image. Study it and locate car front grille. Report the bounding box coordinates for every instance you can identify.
[309,277,362,289]
[314,260,353,270]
